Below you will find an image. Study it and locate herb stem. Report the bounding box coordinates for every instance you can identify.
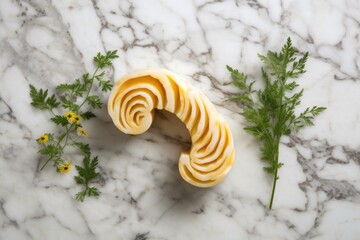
[71,136,82,144]
[269,166,278,210]
[76,67,99,113]
[39,125,72,170]
[40,155,55,171]
[269,137,280,210]
[60,126,72,152]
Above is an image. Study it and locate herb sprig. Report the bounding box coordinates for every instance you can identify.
[30,50,118,202]
[227,38,326,209]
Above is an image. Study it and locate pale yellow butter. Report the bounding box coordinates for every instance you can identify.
[108,68,235,187]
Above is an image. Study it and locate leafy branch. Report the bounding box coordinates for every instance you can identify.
[227,38,326,209]
[30,50,118,202]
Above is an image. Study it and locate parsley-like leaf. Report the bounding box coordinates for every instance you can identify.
[56,83,72,92]
[74,155,100,202]
[99,80,113,92]
[75,191,86,202]
[81,111,96,120]
[73,142,91,157]
[94,50,119,69]
[87,96,102,108]
[51,115,68,126]
[60,96,79,111]
[29,85,60,110]
[38,144,61,157]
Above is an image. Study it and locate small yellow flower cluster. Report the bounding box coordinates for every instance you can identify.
[37,134,49,144]
[37,111,88,175]
[59,161,72,174]
[64,111,81,125]
[77,128,88,136]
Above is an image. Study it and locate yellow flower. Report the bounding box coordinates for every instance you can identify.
[64,111,75,123]
[74,115,81,125]
[59,161,72,174]
[37,134,49,144]
[77,128,88,136]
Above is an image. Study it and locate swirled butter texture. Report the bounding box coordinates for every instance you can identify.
[108,68,235,187]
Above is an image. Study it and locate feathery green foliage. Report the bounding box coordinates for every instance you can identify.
[227,38,326,209]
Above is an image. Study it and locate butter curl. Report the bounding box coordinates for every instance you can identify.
[108,68,235,187]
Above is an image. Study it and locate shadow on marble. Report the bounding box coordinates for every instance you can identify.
[87,106,212,202]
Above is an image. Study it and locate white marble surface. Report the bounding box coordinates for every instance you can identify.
[1,0,360,239]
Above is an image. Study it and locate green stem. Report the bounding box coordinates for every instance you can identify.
[71,136,82,144]
[268,78,287,210]
[76,67,99,113]
[269,138,280,210]
[60,126,71,152]
[269,167,278,210]
[40,155,56,171]
[39,125,73,170]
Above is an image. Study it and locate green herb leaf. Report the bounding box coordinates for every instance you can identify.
[75,155,99,183]
[71,79,87,97]
[56,83,72,92]
[99,80,113,92]
[81,111,96,120]
[94,50,119,69]
[60,96,79,111]
[46,95,60,109]
[74,155,100,202]
[73,142,91,157]
[87,96,102,108]
[54,159,65,168]
[51,115,68,126]
[75,187,100,202]
[38,144,61,157]
[29,85,60,110]
[75,190,86,202]
[88,187,100,197]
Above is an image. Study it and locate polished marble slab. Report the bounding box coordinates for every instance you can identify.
[0,0,360,239]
